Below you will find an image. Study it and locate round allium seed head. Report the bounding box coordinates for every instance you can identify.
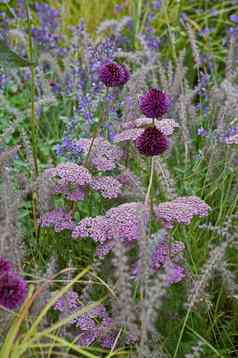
[0,257,12,273]
[0,272,27,309]
[98,62,129,87]
[139,88,171,118]
[135,127,169,156]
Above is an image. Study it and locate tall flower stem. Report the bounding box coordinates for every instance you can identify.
[144,156,155,207]
[25,1,39,239]
[25,2,38,177]
[84,125,100,167]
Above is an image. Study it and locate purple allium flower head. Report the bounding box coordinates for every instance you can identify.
[98,62,129,87]
[135,127,169,156]
[0,272,27,309]
[0,257,12,273]
[139,89,171,118]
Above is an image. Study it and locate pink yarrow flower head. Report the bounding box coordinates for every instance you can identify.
[98,62,129,87]
[139,89,171,118]
[54,295,118,349]
[155,196,210,228]
[90,176,122,199]
[53,183,85,201]
[135,127,169,156]
[40,208,75,232]
[114,118,178,143]
[72,202,148,256]
[54,290,79,312]
[0,271,27,309]
[45,163,92,201]
[72,216,112,243]
[133,236,185,286]
[46,163,92,186]
[54,290,80,324]
[77,308,119,348]
[151,240,185,271]
[105,202,148,242]
[114,118,178,158]
[135,117,179,135]
[76,137,123,171]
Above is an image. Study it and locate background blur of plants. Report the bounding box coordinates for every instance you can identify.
[1,0,238,357]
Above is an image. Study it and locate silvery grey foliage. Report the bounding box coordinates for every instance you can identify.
[0,165,24,271]
[154,157,177,200]
[30,256,58,328]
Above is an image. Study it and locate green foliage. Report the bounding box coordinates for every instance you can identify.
[0,39,34,68]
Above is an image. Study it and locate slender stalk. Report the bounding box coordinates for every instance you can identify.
[173,308,191,358]
[84,125,100,167]
[144,156,155,207]
[25,1,39,240]
[25,2,38,177]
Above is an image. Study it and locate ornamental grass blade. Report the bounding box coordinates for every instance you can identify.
[23,265,91,341]
[0,285,35,358]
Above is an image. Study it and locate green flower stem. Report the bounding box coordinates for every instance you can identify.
[144,156,155,207]
[84,125,101,167]
[25,1,39,239]
[25,2,38,177]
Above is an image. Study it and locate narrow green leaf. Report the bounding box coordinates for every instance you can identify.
[0,39,34,67]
